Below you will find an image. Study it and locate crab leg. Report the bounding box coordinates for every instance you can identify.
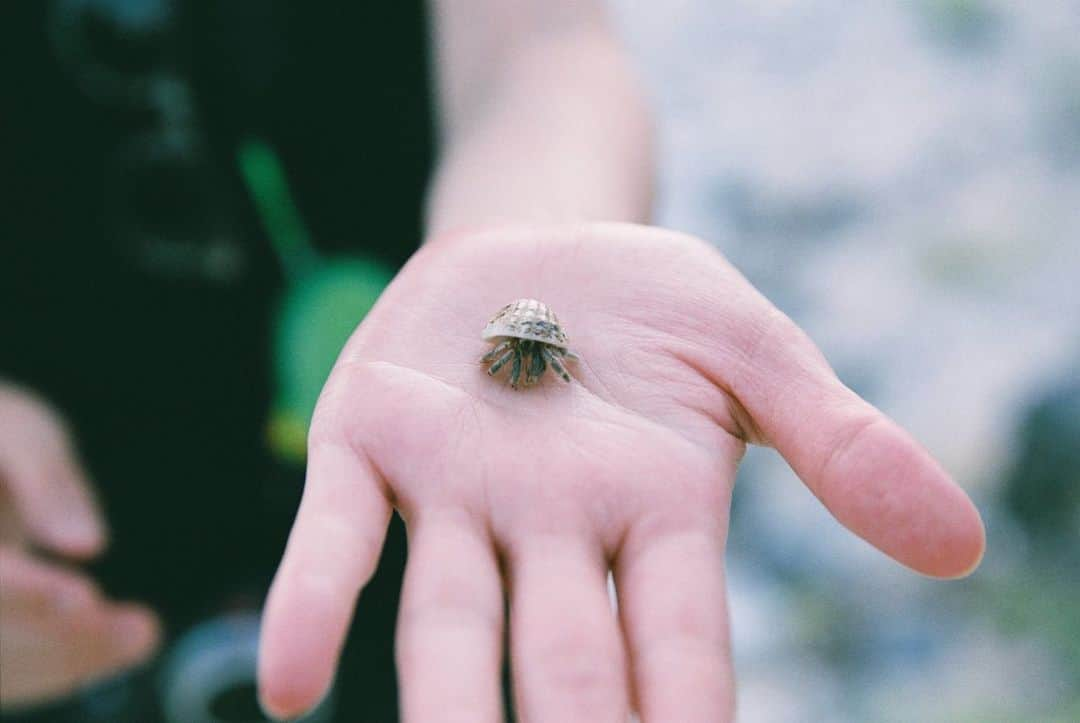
[542,346,572,382]
[510,347,524,388]
[487,347,515,376]
[481,340,512,363]
[547,345,578,362]
[526,346,547,385]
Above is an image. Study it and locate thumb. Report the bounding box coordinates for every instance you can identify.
[0,384,106,558]
[722,307,985,578]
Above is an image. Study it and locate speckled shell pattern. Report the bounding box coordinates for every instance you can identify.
[482,298,569,349]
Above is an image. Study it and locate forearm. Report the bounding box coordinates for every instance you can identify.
[425,28,654,237]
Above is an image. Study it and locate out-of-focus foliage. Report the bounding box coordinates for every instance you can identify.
[1003,378,1080,542]
[268,259,393,462]
[238,139,393,463]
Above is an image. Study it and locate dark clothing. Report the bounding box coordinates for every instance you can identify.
[1,1,433,720]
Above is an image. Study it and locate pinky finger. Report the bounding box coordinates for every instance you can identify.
[258,430,392,719]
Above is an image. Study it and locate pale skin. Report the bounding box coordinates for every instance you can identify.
[0,384,159,709]
[258,2,986,722]
[0,1,984,718]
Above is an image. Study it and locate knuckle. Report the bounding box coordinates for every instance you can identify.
[816,413,889,501]
[306,401,350,451]
[396,601,499,670]
[307,359,386,449]
[288,517,383,593]
[532,629,622,700]
[323,516,383,575]
[409,573,491,620]
[400,568,501,634]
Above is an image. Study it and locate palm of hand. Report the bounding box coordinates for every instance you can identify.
[352,225,744,531]
[260,224,984,723]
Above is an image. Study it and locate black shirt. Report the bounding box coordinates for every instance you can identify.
[1,1,434,719]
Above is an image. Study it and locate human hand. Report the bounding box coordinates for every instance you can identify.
[259,224,985,722]
[0,384,159,709]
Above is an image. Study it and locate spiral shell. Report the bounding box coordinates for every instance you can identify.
[482,298,569,349]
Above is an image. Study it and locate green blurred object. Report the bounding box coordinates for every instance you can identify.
[238,138,395,463]
[916,232,1036,291]
[237,138,319,282]
[269,259,394,461]
[1002,376,1080,543]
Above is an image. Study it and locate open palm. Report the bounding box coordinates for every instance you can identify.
[259,223,984,722]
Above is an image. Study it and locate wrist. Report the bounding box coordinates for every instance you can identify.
[419,221,663,259]
[423,34,655,238]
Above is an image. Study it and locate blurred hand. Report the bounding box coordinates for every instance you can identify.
[0,384,159,709]
[259,224,985,722]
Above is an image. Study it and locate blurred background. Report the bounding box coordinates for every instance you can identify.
[1,0,1078,721]
[614,0,1080,720]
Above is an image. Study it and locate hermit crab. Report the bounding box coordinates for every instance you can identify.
[481,299,578,388]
